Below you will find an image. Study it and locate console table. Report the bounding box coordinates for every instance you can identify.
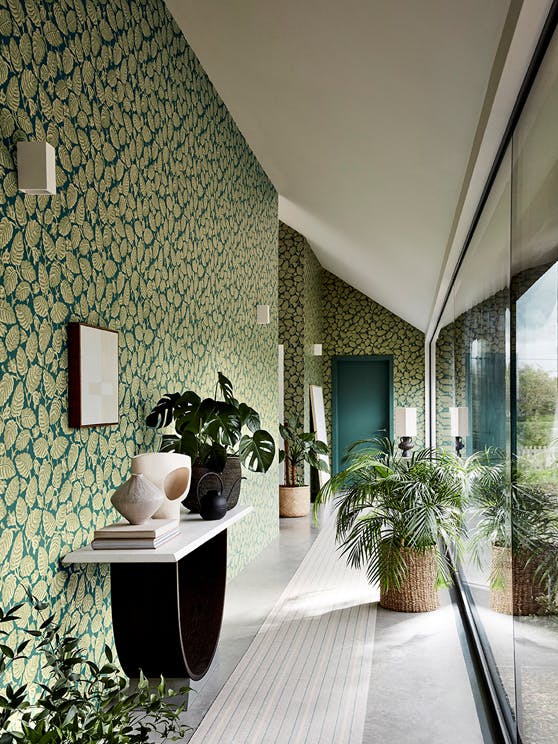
[63,505,252,681]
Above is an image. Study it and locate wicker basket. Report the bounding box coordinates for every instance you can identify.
[184,456,243,513]
[380,546,439,613]
[490,545,546,616]
[279,486,311,517]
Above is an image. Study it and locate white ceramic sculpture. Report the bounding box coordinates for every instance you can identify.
[131,452,192,521]
[111,473,163,525]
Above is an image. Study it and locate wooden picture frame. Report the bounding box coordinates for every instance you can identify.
[67,323,119,427]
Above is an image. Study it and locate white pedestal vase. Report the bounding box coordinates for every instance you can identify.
[131,452,192,521]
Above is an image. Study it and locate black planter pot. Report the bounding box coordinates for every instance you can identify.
[184,456,244,513]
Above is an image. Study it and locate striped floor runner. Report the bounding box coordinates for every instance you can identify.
[190,516,378,744]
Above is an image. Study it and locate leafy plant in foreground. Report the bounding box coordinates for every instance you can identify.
[0,591,189,743]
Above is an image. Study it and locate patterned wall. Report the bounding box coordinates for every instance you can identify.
[435,321,455,449]
[278,223,322,483]
[435,287,509,451]
[322,270,425,449]
[0,0,279,690]
[303,242,323,431]
[278,223,305,426]
[279,224,424,478]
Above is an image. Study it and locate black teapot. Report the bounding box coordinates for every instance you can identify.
[197,473,227,521]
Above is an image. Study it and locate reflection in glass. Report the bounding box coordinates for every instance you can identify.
[434,147,515,719]
[433,22,558,742]
[511,25,558,743]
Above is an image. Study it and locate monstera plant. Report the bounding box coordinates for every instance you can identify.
[146,372,275,511]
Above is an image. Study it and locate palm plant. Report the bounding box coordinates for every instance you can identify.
[468,448,558,613]
[314,438,468,610]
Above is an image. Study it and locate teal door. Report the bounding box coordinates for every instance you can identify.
[332,355,393,474]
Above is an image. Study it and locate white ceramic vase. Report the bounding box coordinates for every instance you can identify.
[131,452,192,521]
[111,473,164,525]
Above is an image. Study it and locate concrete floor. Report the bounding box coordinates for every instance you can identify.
[364,591,485,744]
[180,512,488,743]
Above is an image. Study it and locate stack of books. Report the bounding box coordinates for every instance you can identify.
[91,518,180,550]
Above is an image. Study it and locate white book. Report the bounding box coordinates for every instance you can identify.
[93,518,177,540]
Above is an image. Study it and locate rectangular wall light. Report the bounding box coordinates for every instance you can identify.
[395,407,417,437]
[256,304,270,324]
[17,141,57,195]
[449,406,469,437]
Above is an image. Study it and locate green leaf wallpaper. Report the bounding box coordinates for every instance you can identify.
[279,222,425,477]
[322,271,425,448]
[278,222,323,444]
[0,0,278,690]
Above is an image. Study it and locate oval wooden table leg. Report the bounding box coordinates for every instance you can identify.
[110,529,227,680]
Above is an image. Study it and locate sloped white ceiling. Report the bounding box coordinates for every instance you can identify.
[166,0,514,330]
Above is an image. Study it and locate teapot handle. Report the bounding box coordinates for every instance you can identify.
[196,472,224,510]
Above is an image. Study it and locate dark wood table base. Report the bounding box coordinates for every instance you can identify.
[111,530,227,680]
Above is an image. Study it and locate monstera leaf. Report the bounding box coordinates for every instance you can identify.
[238,402,260,433]
[204,401,241,448]
[146,372,275,472]
[239,430,276,472]
[174,392,205,434]
[160,434,181,452]
[145,392,180,428]
[200,442,228,472]
[217,371,238,405]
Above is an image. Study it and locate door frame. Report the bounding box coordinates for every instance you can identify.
[331,354,394,473]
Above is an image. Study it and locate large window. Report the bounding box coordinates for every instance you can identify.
[432,21,558,743]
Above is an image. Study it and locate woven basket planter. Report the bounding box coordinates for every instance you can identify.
[279,486,311,518]
[380,546,439,613]
[184,456,243,513]
[490,545,546,616]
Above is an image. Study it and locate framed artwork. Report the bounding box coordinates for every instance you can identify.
[67,323,119,427]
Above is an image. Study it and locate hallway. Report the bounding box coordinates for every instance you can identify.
[183,512,486,743]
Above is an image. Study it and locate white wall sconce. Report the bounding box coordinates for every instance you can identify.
[312,344,322,356]
[17,141,57,195]
[449,406,469,457]
[256,304,270,325]
[395,407,417,458]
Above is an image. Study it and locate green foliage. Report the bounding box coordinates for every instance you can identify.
[517,366,558,447]
[468,448,558,595]
[468,449,558,553]
[147,372,275,473]
[314,438,468,591]
[0,592,189,743]
[517,366,557,419]
[279,417,329,487]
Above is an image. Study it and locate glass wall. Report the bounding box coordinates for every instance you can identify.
[433,22,558,743]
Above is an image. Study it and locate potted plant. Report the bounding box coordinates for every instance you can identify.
[279,417,329,517]
[314,438,467,612]
[0,591,189,742]
[146,372,275,512]
[468,449,558,615]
